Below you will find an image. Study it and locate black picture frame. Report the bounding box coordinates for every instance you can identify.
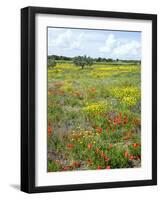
[21,6,157,193]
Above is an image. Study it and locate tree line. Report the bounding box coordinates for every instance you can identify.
[48,55,141,69]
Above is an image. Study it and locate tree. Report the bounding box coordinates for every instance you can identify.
[107,58,113,62]
[73,55,93,69]
[97,57,102,62]
[48,59,56,69]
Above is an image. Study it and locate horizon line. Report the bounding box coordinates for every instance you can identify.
[47,54,141,61]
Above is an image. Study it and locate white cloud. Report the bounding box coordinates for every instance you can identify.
[50,29,84,50]
[113,40,140,57]
[99,34,141,59]
[54,29,72,47]
[48,28,141,59]
[99,34,116,53]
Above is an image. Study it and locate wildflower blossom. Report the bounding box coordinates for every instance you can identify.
[123,116,128,125]
[129,155,134,160]
[82,101,109,116]
[96,127,103,134]
[107,144,113,151]
[124,151,129,158]
[111,86,140,107]
[48,126,52,136]
[104,156,109,162]
[101,151,105,158]
[72,162,81,168]
[133,143,139,148]
[67,143,74,149]
[88,143,92,149]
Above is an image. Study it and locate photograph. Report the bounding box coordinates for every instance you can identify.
[47,27,141,172]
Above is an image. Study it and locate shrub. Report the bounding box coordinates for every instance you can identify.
[48,59,56,69]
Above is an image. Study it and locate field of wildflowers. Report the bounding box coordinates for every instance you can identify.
[48,62,141,172]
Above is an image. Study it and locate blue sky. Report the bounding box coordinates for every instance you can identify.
[48,27,141,60]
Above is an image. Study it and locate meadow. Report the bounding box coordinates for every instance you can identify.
[47,61,141,172]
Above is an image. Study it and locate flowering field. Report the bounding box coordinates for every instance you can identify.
[48,62,141,172]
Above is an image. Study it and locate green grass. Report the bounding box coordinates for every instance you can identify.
[47,62,141,171]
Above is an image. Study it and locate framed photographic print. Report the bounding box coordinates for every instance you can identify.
[21,6,157,193]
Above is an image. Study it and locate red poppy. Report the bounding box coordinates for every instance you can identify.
[48,127,52,133]
[99,128,103,133]
[106,165,110,169]
[123,116,128,125]
[113,120,117,126]
[101,151,105,158]
[130,155,134,160]
[67,143,74,149]
[88,143,92,149]
[104,156,109,162]
[72,162,81,168]
[96,127,103,134]
[133,143,139,148]
[107,143,113,151]
[62,166,69,171]
[124,151,129,158]
[48,126,52,136]
[113,113,122,126]
[97,166,102,169]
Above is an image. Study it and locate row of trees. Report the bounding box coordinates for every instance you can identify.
[48,54,127,63]
[48,55,71,61]
[48,55,141,69]
[48,55,94,69]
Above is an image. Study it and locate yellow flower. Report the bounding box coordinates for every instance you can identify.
[111,86,140,106]
[82,101,109,115]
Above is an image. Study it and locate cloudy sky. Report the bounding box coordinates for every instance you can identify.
[48,27,141,60]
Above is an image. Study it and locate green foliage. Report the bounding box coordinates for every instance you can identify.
[73,55,93,69]
[48,160,61,172]
[48,54,141,65]
[48,59,56,69]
